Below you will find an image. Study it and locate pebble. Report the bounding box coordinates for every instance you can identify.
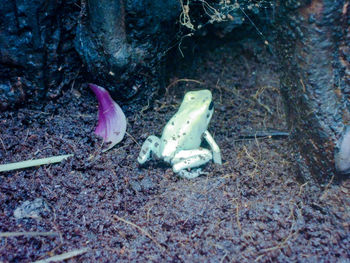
[14,198,50,219]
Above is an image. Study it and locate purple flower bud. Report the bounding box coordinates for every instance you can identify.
[89,84,127,151]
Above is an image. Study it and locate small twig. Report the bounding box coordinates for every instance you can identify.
[298,182,308,196]
[255,203,299,261]
[113,215,165,251]
[179,0,195,30]
[212,243,229,263]
[237,131,290,140]
[243,146,258,178]
[154,100,178,112]
[251,96,272,114]
[220,252,229,263]
[235,201,242,230]
[178,33,194,58]
[165,78,203,97]
[238,5,269,45]
[256,230,298,258]
[0,154,73,172]
[320,174,335,200]
[146,205,154,222]
[140,99,151,115]
[126,131,140,147]
[34,146,53,156]
[215,78,223,104]
[33,248,89,263]
[0,136,7,154]
[300,78,306,93]
[323,174,335,191]
[0,232,59,238]
[23,130,30,144]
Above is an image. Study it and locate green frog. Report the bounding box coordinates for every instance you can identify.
[138,89,222,178]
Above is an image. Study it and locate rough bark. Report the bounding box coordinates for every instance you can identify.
[75,0,181,101]
[0,0,181,108]
[0,0,81,109]
[74,0,132,98]
[276,0,350,183]
[0,0,266,107]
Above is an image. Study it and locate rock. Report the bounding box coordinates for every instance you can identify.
[129,180,142,192]
[140,177,154,191]
[14,198,50,219]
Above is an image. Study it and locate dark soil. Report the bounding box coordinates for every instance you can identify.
[1,39,349,262]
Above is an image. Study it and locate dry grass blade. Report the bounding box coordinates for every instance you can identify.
[255,203,299,261]
[165,78,203,97]
[0,136,7,154]
[0,232,59,238]
[33,248,88,263]
[113,215,165,251]
[0,154,73,172]
[125,131,140,147]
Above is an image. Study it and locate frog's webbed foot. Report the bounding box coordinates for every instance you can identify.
[178,168,207,179]
[138,135,161,164]
[171,148,212,178]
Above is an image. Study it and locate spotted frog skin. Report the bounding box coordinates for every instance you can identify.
[138,89,222,178]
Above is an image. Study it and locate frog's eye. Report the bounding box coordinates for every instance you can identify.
[209,101,214,110]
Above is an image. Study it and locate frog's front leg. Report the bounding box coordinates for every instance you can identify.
[171,148,212,178]
[138,135,161,164]
[203,130,222,164]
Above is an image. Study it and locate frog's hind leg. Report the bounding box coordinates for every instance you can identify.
[138,135,161,164]
[171,148,212,178]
